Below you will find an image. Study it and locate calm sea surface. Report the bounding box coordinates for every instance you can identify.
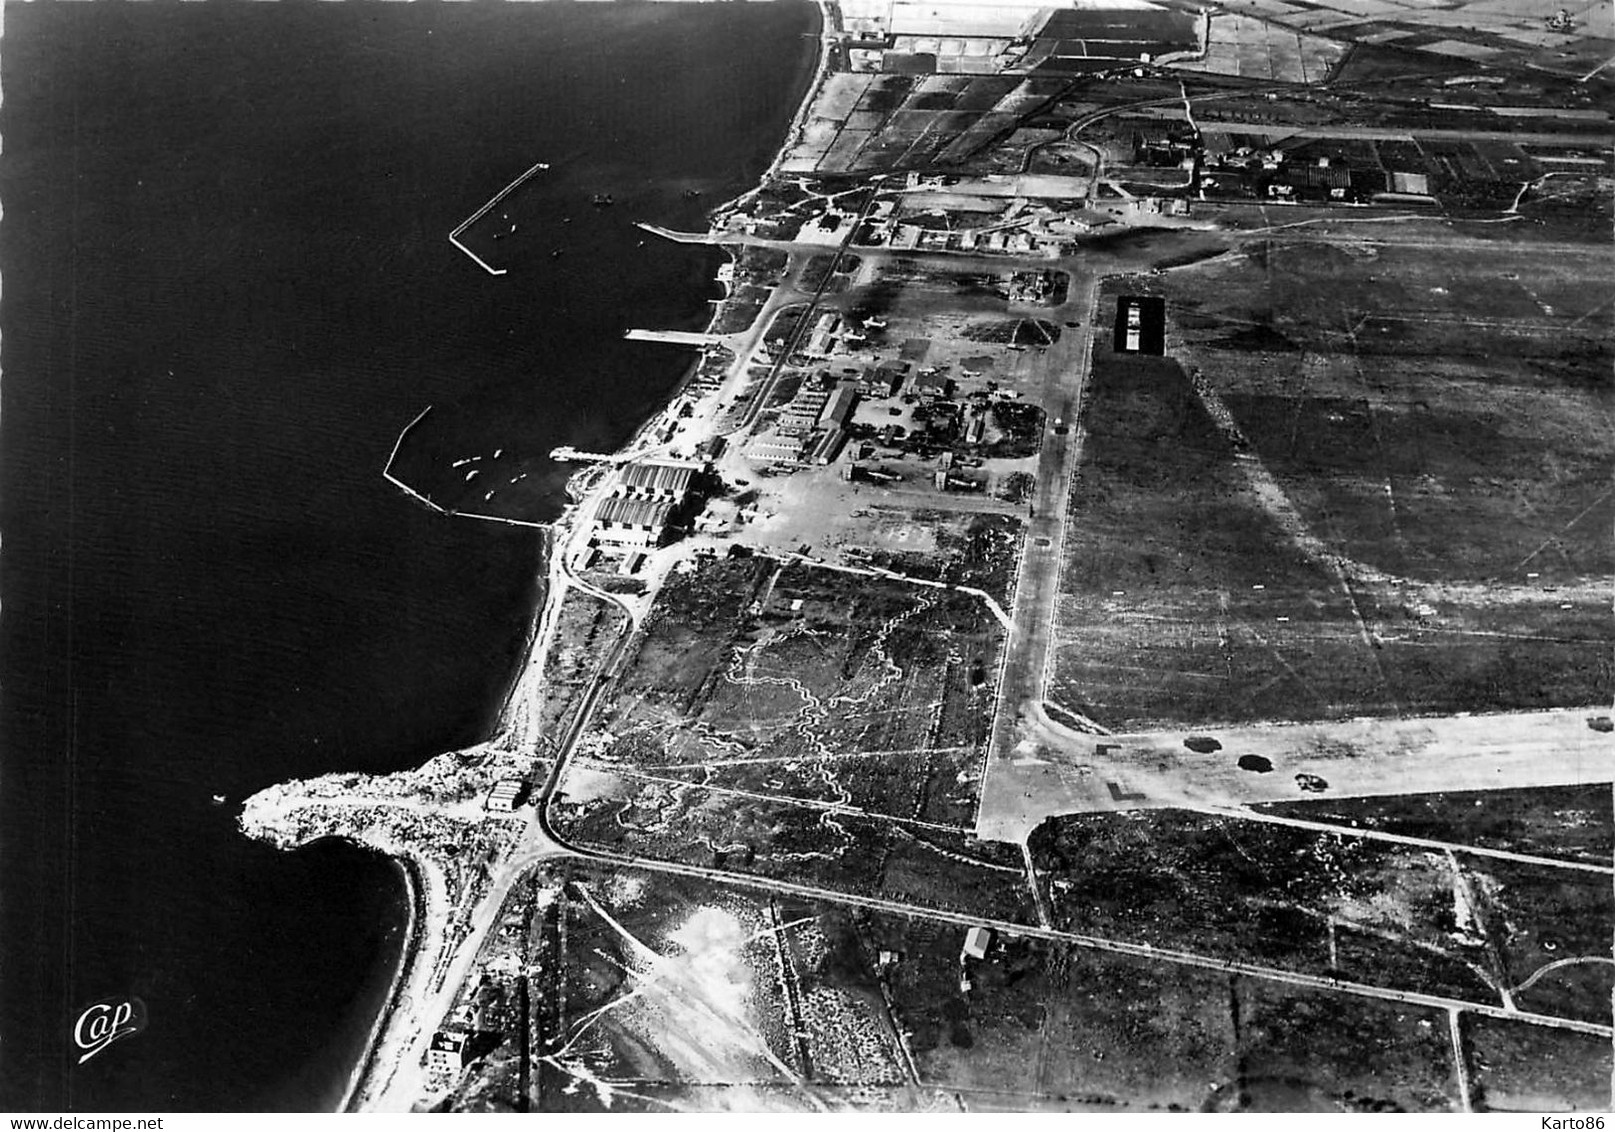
[0,1,816,1110]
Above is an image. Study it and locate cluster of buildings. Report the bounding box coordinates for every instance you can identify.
[747,377,859,466]
[1006,269,1065,304]
[882,198,1188,256]
[1200,139,1438,204]
[804,311,866,358]
[1132,121,1199,167]
[883,218,1065,257]
[789,181,1193,263]
[1129,120,1420,204]
[589,459,700,551]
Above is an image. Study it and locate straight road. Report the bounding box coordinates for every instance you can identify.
[729,183,886,436]
[980,270,1100,830]
[1195,122,1615,146]
[539,790,1612,1041]
[650,215,1614,267]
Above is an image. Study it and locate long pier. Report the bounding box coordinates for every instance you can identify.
[624,328,724,347]
[548,446,632,465]
[448,160,551,277]
[635,221,716,245]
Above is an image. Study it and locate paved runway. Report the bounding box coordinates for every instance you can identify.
[979,704,1614,842]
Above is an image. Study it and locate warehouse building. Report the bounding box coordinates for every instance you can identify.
[818,383,859,431]
[485,779,524,813]
[778,386,831,436]
[810,427,848,466]
[857,361,907,397]
[746,432,808,463]
[615,460,696,502]
[804,312,843,358]
[593,495,674,548]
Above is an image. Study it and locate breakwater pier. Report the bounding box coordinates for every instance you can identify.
[448,160,550,276]
[382,406,548,529]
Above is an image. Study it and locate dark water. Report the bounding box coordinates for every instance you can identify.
[0,0,817,1111]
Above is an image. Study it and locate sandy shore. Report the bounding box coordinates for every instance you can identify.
[338,857,424,1112]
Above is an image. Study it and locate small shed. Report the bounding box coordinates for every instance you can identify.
[485,779,524,813]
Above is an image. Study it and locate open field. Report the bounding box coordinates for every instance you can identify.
[781,75,1049,174]
[1049,336,1388,729]
[1029,808,1503,1001]
[1228,979,1459,1111]
[1184,243,1615,581]
[1466,1014,1614,1112]
[1459,855,1615,1024]
[532,586,628,744]
[718,475,1032,604]
[1258,782,1613,866]
[550,557,1031,921]
[539,867,827,1109]
[1050,236,1615,731]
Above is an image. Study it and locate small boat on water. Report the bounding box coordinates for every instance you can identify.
[211,794,227,805]
[591,193,614,207]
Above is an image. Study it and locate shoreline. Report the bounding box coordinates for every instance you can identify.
[606,0,828,458]
[337,855,424,1113]
[242,1,836,1110]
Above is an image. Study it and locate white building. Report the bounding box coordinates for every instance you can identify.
[428,1030,470,1075]
[746,432,807,464]
[805,312,843,358]
[485,779,524,813]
